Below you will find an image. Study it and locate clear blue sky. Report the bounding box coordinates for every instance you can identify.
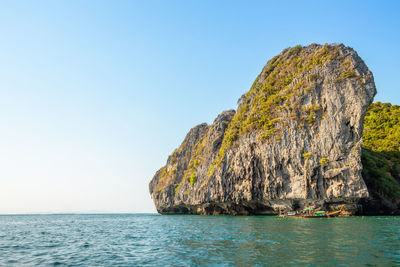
[0,0,399,213]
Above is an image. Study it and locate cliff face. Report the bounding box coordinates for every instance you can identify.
[149,44,377,215]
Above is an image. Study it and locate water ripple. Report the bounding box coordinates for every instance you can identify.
[0,215,399,266]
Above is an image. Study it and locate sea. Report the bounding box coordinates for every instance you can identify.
[0,214,399,266]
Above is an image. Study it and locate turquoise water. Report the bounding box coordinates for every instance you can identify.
[0,214,399,266]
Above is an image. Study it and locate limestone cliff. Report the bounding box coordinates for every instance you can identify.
[149,43,378,215]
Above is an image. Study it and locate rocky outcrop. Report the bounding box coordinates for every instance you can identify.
[149,43,379,215]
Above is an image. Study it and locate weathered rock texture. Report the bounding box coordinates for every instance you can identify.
[149,44,378,215]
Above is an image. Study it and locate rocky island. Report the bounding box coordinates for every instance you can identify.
[149,43,400,215]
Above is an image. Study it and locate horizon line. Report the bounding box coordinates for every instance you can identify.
[0,212,158,216]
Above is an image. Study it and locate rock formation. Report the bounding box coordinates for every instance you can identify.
[149,43,379,215]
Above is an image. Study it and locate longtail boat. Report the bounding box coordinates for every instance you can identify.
[278,205,344,218]
[301,206,343,218]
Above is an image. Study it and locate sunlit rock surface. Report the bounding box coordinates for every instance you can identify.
[150,44,379,215]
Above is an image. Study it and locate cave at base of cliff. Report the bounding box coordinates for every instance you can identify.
[156,198,390,215]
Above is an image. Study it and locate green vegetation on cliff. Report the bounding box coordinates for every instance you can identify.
[209,44,359,174]
[362,102,400,201]
[363,102,400,151]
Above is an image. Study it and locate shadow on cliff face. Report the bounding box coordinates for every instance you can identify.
[361,148,400,214]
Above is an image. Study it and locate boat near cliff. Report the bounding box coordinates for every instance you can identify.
[301,206,343,218]
[279,206,343,218]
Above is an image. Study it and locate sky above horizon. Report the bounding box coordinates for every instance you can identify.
[0,0,399,214]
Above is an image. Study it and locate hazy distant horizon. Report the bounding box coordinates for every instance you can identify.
[0,211,157,215]
[1,0,399,214]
